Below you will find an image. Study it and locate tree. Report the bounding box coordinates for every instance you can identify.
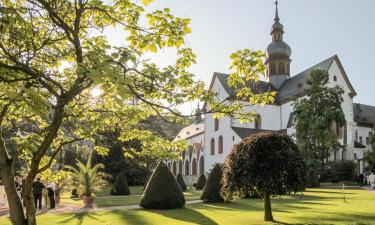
[221,133,306,221]
[111,173,130,196]
[195,174,206,190]
[293,69,346,173]
[176,173,187,192]
[200,164,223,203]
[140,161,184,209]
[0,1,274,224]
[364,125,375,172]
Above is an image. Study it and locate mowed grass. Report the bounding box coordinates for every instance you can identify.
[2,188,375,225]
[60,186,202,207]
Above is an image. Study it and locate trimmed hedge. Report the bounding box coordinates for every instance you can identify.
[321,161,357,183]
[176,173,187,192]
[111,173,130,195]
[140,161,185,209]
[201,164,224,203]
[195,174,206,190]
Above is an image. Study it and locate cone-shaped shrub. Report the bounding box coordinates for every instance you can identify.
[111,173,130,195]
[176,173,187,192]
[140,161,185,209]
[195,174,206,190]
[201,164,224,202]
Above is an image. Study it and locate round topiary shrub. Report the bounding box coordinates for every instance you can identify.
[195,174,207,190]
[140,161,185,209]
[111,173,130,195]
[221,132,306,221]
[176,173,187,192]
[201,164,224,203]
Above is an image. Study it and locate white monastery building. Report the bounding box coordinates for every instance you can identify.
[168,2,374,184]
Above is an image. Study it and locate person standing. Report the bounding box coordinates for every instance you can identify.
[369,173,375,189]
[32,178,45,209]
[47,182,56,209]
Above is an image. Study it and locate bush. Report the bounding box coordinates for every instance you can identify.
[201,164,224,203]
[111,173,130,196]
[321,161,357,183]
[195,174,206,190]
[176,173,187,192]
[140,161,185,209]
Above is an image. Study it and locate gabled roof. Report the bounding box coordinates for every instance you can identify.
[354,103,375,127]
[231,127,287,139]
[277,55,357,103]
[173,121,204,141]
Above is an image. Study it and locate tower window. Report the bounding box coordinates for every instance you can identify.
[334,76,337,81]
[279,63,284,74]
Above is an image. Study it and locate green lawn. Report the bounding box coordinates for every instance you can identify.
[60,186,202,206]
[2,188,375,225]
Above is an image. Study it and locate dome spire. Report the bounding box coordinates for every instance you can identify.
[274,0,280,22]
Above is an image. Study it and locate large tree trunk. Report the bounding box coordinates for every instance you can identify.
[263,193,273,221]
[0,165,27,225]
[24,177,37,225]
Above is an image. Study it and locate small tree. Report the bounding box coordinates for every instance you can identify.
[221,132,306,221]
[201,164,223,203]
[195,174,206,190]
[176,173,187,192]
[65,156,108,197]
[140,161,185,209]
[111,173,130,196]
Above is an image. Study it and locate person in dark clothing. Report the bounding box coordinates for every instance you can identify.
[32,178,45,209]
[47,182,55,209]
[358,173,365,186]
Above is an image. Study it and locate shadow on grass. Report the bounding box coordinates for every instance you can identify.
[150,207,219,225]
[305,190,355,195]
[56,212,100,225]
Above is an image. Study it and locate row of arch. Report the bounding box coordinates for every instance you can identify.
[168,156,204,176]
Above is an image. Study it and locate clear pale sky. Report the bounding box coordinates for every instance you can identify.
[105,0,375,112]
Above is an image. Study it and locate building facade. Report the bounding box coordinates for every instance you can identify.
[169,2,374,182]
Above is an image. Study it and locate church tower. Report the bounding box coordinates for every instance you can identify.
[266,1,292,89]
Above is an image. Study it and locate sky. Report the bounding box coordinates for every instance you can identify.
[104,0,375,113]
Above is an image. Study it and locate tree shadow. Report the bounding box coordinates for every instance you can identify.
[55,212,101,225]
[149,207,219,225]
[110,209,152,225]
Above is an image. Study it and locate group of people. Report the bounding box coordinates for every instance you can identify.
[14,176,56,210]
[358,172,375,188]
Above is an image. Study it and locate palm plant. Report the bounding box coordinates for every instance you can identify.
[66,156,109,197]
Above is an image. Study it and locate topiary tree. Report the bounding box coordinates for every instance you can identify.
[140,161,185,209]
[201,164,224,203]
[195,174,207,190]
[111,173,130,196]
[176,173,187,192]
[221,132,306,221]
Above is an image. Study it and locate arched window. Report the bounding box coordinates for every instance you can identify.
[218,136,223,154]
[279,63,284,74]
[254,114,262,130]
[214,118,219,131]
[210,138,215,155]
[199,156,204,175]
[270,64,276,74]
[178,159,183,175]
[334,76,337,81]
[192,158,197,175]
[185,160,190,175]
[172,161,177,175]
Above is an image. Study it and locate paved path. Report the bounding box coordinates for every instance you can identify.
[0,200,203,217]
